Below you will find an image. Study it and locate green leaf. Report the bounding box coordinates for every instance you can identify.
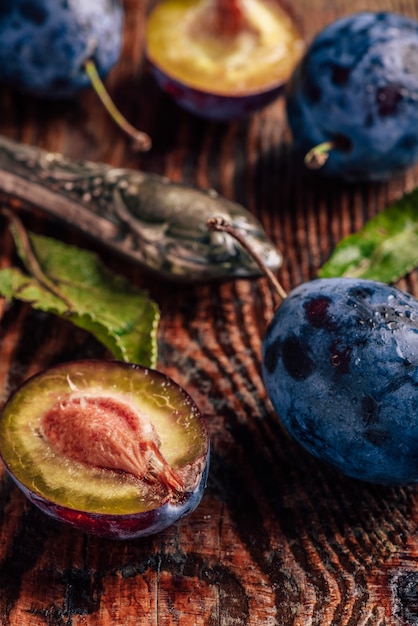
[0,229,160,367]
[318,188,418,283]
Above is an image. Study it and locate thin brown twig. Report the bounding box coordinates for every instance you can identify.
[207,216,287,301]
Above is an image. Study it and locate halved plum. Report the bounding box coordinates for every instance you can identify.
[0,360,209,539]
[145,0,305,120]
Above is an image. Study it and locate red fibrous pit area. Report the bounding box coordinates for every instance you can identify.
[0,360,209,539]
[40,395,184,493]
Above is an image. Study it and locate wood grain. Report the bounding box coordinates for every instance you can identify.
[1,0,418,624]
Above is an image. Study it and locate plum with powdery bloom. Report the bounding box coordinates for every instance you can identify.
[286,12,418,181]
[0,0,123,98]
[262,277,418,485]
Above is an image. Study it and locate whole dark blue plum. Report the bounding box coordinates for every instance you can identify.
[286,12,418,181]
[262,277,418,485]
[0,0,124,98]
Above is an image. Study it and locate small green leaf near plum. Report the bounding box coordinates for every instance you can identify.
[0,229,160,368]
[319,188,418,284]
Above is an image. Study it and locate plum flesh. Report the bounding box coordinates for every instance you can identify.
[262,277,418,485]
[0,360,209,539]
[286,12,418,181]
[146,0,305,120]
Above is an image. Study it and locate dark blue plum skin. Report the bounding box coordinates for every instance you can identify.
[0,0,124,98]
[286,12,418,181]
[262,277,418,485]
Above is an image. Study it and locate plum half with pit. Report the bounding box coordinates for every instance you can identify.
[286,11,418,181]
[0,360,209,539]
[145,0,305,120]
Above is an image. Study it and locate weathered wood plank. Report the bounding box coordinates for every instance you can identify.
[0,0,418,624]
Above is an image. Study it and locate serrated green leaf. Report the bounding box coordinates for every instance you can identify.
[0,229,160,367]
[318,188,418,283]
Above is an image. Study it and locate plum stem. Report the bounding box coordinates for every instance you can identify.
[207,216,287,300]
[0,207,75,310]
[84,60,152,153]
[304,141,333,169]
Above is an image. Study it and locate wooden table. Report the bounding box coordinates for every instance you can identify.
[1,0,418,624]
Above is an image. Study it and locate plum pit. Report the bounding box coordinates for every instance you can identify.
[40,394,185,494]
